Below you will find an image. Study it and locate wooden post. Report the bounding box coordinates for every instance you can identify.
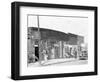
[37,15,41,61]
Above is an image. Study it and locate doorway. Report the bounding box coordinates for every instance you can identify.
[35,46,39,61]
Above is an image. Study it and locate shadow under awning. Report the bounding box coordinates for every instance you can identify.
[29,27,69,41]
[28,27,84,45]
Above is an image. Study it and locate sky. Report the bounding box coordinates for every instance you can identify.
[28,15,88,43]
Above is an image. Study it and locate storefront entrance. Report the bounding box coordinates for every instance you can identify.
[35,46,39,61]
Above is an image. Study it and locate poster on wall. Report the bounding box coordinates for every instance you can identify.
[11,2,98,80]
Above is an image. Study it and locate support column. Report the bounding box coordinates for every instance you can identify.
[59,41,63,58]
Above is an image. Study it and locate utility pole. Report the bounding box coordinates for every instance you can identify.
[37,15,40,33]
[37,15,41,64]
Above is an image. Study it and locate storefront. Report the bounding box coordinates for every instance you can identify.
[28,27,86,64]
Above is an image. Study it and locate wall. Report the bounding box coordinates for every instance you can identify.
[0,0,99,82]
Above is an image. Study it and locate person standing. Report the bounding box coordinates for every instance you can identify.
[40,49,48,64]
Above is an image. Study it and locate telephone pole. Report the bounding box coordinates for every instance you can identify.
[37,15,42,64]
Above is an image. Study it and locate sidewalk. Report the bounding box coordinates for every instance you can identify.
[40,58,77,66]
[28,58,77,67]
[28,58,87,67]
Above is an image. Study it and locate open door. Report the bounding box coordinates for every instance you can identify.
[35,45,39,61]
